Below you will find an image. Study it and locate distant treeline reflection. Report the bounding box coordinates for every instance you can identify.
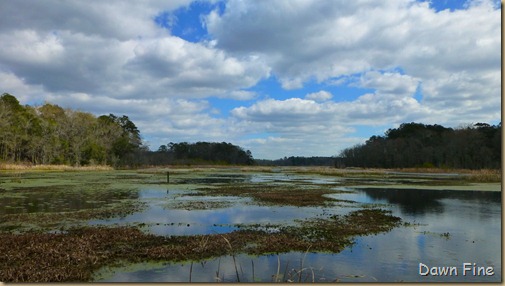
[357,187,501,215]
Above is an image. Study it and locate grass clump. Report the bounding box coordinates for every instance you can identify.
[0,163,113,171]
[464,169,501,183]
[197,184,349,207]
[0,209,401,282]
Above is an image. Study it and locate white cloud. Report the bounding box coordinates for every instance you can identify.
[357,71,420,96]
[0,1,193,39]
[206,0,500,111]
[0,1,270,99]
[231,91,430,135]
[0,1,500,159]
[0,71,46,103]
[229,85,438,158]
[0,30,64,65]
[305,91,333,102]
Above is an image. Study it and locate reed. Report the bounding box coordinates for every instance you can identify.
[219,234,240,282]
[214,257,222,282]
[465,169,502,182]
[0,163,113,171]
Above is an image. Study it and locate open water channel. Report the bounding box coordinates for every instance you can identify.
[87,172,501,283]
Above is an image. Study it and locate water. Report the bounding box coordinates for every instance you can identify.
[1,171,500,282]
[93,180,501,282]
[88,186,339,236]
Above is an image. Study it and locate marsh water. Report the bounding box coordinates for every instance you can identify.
[0,170,501,282]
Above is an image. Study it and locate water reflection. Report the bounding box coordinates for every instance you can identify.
[177,173,252,184]
[89,188,334,236]
[2,171,500,282]
[357,188,501,215]
[95,185,501,282]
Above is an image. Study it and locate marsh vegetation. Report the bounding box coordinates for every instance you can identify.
[0,167,500,282]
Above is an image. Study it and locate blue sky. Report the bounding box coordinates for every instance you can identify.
[0,0,501,159]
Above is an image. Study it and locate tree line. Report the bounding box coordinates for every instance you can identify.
[3,93,499,169]
[144,141,255,165]
[256,156,335,166]
[336,122,501,169]
[0,93,142,166]
[109,142,255,167]
[0,93,255,167]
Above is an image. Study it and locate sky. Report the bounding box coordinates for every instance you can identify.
[0,0,501,160]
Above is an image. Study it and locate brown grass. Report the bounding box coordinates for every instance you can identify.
[394,168,502,182]
[197,184,350,207]
[238,166,502,182]
[464,169,502,183]
[0,209,401,282]
[0,163,113,171]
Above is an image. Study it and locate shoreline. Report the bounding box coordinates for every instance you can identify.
[349,183,501,192]
[1,164,501,184]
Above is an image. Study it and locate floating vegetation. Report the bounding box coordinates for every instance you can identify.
[0,208,401,282]
[0,200,146,232]
[195,184,351,207]
[0,167,498,282]
[419,230,452,240]
[165,200,232,210]
[0,171,150,231]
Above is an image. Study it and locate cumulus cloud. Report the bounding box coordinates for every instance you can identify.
[206,0,500,108]
[232,91,430,134]
[0,1,192,39]
[356,71,420,96]
[0,1,270,99]
[0,0,500,159]
[305,91,333,102]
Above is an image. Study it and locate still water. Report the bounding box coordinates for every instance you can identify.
[93,173,501,283]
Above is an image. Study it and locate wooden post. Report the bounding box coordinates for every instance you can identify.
[167,171,170,183]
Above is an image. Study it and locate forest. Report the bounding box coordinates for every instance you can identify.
[133,142,255,166]
[256,156,335,166]
[0,93,254,167]
[336,122,501,169]
[1,93,501,169]
[0,93,142,167]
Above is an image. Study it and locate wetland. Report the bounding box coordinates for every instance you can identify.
[0,167,501,282]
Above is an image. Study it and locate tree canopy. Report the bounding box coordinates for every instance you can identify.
[256,156,335,166]
[2,94,498,170]
[336,122,501,169]
[152,141,255,165]
[0,93,142,167]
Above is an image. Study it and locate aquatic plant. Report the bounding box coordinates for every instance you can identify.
[0,209,401,282]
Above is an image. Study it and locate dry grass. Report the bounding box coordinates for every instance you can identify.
[0,209,401,282]
[197,184,351,207]
[464,169,502,183]
[239,166,502,183]
[395,168,502,182]
[0,163,113,171]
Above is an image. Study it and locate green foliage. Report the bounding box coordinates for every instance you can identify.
[419,162,435,168]
[337,122,501,169]
[167,141,255,165]
[0,93,143,167]
[116,141,255,167]
[256,156,335,166]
